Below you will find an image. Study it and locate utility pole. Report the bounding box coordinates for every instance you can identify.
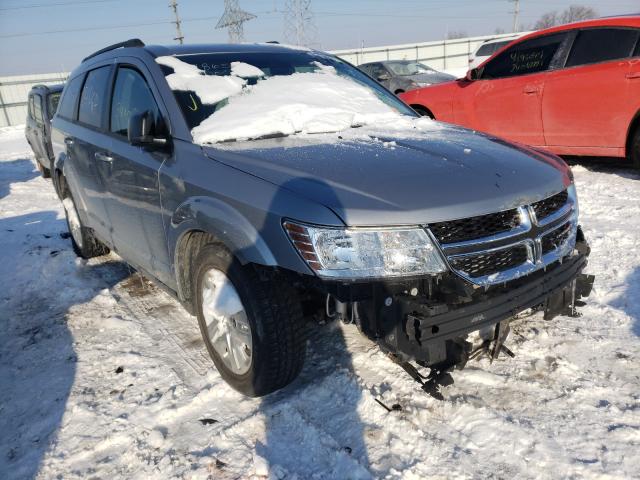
[216,0,256,43]
[284,0,316,47]
[509,0,520,33]
[169,0,184,44]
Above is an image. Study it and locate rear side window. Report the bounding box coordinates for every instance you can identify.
[78,66,111,128]
[33,94,44,123]
[566,28,640,67]
[47,92,61,119]
[476,40,509,57]
[482,33,566,79]
[57,75,84,120]
[110,67,161,138]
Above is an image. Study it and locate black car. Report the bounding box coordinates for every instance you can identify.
[51,39,592,397]
[25,83,64,178]
[359,60,455,94]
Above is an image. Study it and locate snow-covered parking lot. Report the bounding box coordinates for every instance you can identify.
[0,124,639,479]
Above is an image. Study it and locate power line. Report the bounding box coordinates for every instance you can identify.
[168,0,184,44]
[0,0,118,11]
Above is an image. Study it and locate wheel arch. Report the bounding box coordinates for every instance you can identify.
[626,108,640,159]
[410,104,435,119]
[169,196,280,309]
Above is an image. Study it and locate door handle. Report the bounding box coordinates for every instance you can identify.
[94,151,114,163]
[523,85,539,94]
[626,72,640,79]
[64,137,74,146]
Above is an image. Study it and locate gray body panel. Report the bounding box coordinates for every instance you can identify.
[51,42,571,298]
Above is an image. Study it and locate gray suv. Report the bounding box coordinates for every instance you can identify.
[25,83,64,178]
[51,39,593,397]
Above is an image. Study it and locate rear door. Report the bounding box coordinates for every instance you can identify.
[542,27,640,154]
[73,65,114,240]
[99,62,173,282]
[31,93,49,160]
[457,32,569,147]
[25,94,40,156]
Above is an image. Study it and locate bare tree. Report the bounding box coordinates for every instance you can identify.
[446,30,468,40]
[533,5,597,30]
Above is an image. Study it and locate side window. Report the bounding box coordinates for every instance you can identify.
[110,67,161,138]
[28,96,35,120]
[78,66,111,128]
[48,92,61,120]
[482,33,567,79]
[370,63,388,79]
[566,28,640,67]
[57,75,84,120]
[359,64,372,75]
[33,94,44,124]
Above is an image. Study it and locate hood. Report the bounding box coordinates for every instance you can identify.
[406,72,456,85]
[203,123,571,226]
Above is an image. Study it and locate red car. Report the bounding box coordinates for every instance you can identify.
[400,16,640,168]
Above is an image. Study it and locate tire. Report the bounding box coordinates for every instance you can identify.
[62,191,109,259]
[36,159,51,179]
[630,125,640,170]
[193,243,306,397]
[412,105,434,119]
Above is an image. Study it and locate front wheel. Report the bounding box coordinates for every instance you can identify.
[630,126,640,170]
[193,244,306,397]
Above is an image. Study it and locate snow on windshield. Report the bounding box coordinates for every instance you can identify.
[156,56,414,144]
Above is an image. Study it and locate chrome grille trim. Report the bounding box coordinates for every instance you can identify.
[429,188,578,286]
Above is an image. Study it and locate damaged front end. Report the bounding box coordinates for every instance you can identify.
[288,186,594,396]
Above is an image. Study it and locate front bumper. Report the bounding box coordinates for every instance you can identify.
[316,232,592,366]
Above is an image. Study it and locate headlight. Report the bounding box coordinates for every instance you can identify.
[284,221,448,279]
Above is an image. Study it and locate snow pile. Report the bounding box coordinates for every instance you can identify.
[2,127,640,479]
[230,61,265,78]
[191,63,408,143]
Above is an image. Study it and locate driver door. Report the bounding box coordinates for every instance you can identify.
[455,32,569,147]
[99,63,173,284]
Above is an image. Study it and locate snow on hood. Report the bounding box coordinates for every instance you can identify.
[156,56,415,144]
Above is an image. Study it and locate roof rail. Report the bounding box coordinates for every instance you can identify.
[82,38,145,63]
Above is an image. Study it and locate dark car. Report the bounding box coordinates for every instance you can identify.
[359,60,455,94]
[25,83,64,178]
[51,39,593,397]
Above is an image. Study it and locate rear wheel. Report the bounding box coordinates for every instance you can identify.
[193,243,306,397]
[630,125,640,170]
[62,191,109,258]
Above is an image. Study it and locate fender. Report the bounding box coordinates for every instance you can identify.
[51,150,68,200]
[168,195,279,269]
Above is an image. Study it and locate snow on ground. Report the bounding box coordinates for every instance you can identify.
[1,125,639,479]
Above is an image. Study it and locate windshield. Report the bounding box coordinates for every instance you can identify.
[156,50,417,144]
[385,62,434,76]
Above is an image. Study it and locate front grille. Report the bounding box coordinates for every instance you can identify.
[429,209,521,245]
[449,245,529,278]
[532,190,568,221]
[542,226,571,254]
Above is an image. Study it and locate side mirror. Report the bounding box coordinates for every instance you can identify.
[128,111,168,148]
[465,68,480,81]
[377,73,391,81]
